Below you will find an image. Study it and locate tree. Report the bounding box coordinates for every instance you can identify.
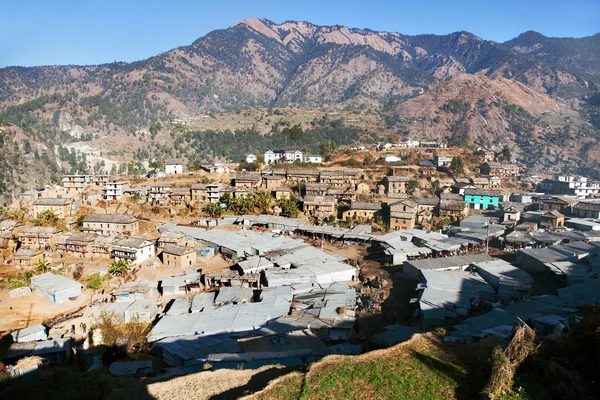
[34,260,50,275]
[277,195,300,218]
[430,180,440,195]
[253,191,274,214]
[109,259,132,277]
[497,145,512,162]
[283,125,304,144]
[202,203,224,218]
[35,210,58,226]
[407,180,419,194]
[449,156,464,175]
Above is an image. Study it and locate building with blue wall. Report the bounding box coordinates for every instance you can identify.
[463,189,501,210]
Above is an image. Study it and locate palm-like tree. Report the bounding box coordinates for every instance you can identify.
[109,259,132,277]
[34,260,50,274]
[253,191,274,215]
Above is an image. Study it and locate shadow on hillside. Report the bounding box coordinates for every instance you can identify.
[207,366,297,400]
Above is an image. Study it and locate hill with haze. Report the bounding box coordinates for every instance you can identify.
[0,18,599,202]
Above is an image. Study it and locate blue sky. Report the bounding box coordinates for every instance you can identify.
[1,0,598,67]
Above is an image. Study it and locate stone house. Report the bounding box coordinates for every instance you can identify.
[170,187,191,206]
[161,245,197,268]
[63,232,98,258]
[263,175,285,190]
[439,194,468,221]
[18,226,59,249]
[304,183,328,197]
[303,195,336,218]
[572,202,600,219]
[82,214,139,236]
[342,202,384,222]
[383,176,410,196]
[479,162,519,177]
[540,210,565,229]
[13,248,44,269]
[287,169,320,183]
[233,173,262,190]
[0,219,21,249]
[32,198,71,219]
[389,199,417,230]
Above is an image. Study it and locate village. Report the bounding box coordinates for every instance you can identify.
[1,141,600,382]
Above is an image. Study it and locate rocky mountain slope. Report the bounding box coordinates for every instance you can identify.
[0,18,599,201]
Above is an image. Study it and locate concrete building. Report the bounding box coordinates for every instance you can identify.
[32,198,71,219]
[165,159,184,175]
[245,154,257,163]
[31,273,83,303]
[463,189,502,210]
[161,245,197,268]
[111,237,155,264]
[433,155,453,167]
[305,154,322,163]
[104,181,129,201]
[62,175,89,192]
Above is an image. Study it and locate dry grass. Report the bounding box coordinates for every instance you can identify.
[14,356,43,371]
[483,324,538,399]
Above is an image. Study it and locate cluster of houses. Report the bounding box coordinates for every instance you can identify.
[1,211,198,272]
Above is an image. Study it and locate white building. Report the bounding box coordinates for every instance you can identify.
[105,181,129,201]
[305,154,323,163]
[164,159,184,175]
[400,139,420,148]
[264,150,304,164]
[111,237,155,264]
[31,273,83,304]
[245,154,257,163]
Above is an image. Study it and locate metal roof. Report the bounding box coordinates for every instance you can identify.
[4,338,71,359]
[30,273,82,294]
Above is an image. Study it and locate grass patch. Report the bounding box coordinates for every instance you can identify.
[249,333,502,400]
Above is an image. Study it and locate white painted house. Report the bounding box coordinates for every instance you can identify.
[164,159,184,175]
[305,154,323,163]
[245,154,257,163]
[264,150,304,164]
[111,237,155,264]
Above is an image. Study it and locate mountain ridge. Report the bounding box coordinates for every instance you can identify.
[0,18,599,203]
